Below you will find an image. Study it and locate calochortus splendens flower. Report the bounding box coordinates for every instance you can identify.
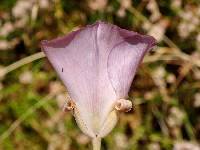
[41,21,156,150]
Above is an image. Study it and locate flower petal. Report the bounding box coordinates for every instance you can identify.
[41,24,101,137]
[41,22,118,136]
[107,34,156,98]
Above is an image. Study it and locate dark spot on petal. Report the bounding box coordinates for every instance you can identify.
[62,68,63,72]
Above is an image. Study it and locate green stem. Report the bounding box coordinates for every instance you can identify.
[4,52,45,75]
[92,137,101,150]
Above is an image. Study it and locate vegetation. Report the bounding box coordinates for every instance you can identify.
[0,0,200,149]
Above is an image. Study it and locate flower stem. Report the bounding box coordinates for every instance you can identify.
[4,52,45,75]
[92,137,101,150]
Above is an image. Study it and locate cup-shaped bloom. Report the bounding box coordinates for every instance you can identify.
[41,21,156,139]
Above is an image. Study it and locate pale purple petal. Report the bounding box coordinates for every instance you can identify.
[41,24,101,136]
[107,34,156,98]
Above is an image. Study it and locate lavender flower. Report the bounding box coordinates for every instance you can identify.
[41,21,156,149]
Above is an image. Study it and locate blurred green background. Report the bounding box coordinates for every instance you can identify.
[0,0,200,149]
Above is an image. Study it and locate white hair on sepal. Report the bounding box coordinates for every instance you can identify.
[115,99,132,112]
